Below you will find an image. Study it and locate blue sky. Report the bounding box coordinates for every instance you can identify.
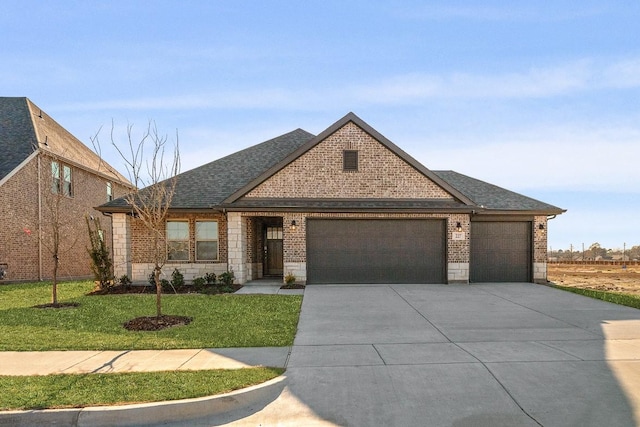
[2,1,639,251]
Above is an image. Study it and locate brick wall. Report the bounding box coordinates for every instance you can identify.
[0,158,40,281]
[246,122,454,200]
[0,154,129,282]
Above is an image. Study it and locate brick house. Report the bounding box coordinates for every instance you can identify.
[0,97,131,282]
[98,113,564,285]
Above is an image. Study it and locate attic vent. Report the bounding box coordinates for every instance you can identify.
[343,150,358,172]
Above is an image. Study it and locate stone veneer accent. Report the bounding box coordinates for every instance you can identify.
[131,262,228,283]
[245,122,454,200]
[112,213,131,280]
[227,212,247,284]
[533,215,549,283]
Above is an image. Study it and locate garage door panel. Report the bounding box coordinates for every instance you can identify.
[470,222,531,283]
[307,219,445,284]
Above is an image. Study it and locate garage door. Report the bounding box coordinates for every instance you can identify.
[470,221,531,282]
[306,219,446,284]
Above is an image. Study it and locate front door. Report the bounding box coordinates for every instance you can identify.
[265,226,283,276]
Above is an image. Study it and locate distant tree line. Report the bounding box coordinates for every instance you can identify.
[549,243,640,261]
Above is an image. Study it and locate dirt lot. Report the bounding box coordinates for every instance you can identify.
[548,263,640,295]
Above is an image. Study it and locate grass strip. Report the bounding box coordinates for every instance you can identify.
[552,284,640,310]
[0,368,283,411]
[0,281,302,351]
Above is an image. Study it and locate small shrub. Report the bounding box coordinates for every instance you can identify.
[204,272,217,285]
[284,272,296,285]
[161,279,172,292]
[148,272,156,286]
[218,270,235,292]
[193,276,206,290]
[118,275,132,287]
[171,268,185,288]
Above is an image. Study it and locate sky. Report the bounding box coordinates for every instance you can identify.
[2,1,639,251]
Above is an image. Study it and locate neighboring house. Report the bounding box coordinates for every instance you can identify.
[98,113,565,285]
[0,97,131,282]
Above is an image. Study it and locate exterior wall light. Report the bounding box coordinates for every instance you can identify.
[456,222,462,232]
[290,220,297,231]
[539,223,545,230]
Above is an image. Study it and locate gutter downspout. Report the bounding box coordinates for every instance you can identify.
[37,155,43,281]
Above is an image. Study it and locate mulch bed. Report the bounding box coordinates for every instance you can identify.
[123,315,193,331]
[87,284,243,295]
[280,284,306,289]
[33,302,80,309]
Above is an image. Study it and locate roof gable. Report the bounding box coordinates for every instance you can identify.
[0,97,129,184]
[226,112,474,205]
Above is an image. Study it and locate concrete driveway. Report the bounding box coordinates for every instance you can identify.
[193,283,640,426]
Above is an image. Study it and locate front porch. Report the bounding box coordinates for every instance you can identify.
[227,212,307,285]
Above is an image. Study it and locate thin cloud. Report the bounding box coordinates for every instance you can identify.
[53,57,640,113]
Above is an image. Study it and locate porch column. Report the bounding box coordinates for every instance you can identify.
[112,213,131,280]
[227,212,248,284]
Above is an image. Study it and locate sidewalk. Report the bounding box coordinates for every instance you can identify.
[0,347,291,376]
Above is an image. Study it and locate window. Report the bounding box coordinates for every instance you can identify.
[343,150,358,171]
[196,221,218,261]
[62,165,73,197]
[106,182,113,202]
[51,161,61,194]
[167,221,189,261]
[51,161,72,196]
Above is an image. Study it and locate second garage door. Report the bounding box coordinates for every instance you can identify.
[306,219,446,284]
[470,221,532,282]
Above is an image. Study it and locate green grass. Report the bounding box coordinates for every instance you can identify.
[0,281,302,351]
[0,368,283,410]
[552,284,640,309]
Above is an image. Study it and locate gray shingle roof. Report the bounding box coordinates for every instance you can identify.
[433,170,564,213]
[99,115,564,215]
[101,128,316,210]
[0,97,38,180]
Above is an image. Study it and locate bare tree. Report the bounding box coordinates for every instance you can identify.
[96,121,180,318]
[37,152,87,306]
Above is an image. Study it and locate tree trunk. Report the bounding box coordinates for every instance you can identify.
[52,256,58,306]
[154,266,162,318]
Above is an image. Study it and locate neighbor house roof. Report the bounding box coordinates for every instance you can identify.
[0,97,39,181]
[0,97,130,185]
[99,113,565,216]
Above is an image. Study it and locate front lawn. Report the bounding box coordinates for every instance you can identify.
[0,368,283,410]
[0,281,302,351]
[552,284,640,310]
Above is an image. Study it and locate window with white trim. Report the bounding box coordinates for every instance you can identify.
[106,182,113,202]
[195,221,218,261]
[51,161,73,197]
[166,221,189,261]
[51,161,61,194]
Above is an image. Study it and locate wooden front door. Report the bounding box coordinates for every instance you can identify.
[265,226,283,276]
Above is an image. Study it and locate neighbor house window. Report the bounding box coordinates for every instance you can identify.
[51,161,73,196]
[51,161,61,194]
[195,221,218,261]
[343,150,358,171]
[166,221,189,261]
[62,165,73,197]
[106,182,113,202]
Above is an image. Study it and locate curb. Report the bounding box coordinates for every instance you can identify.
[0,375,287,426]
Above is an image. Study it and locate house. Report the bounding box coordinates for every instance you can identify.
[0,97,131,282]
[98,113,565,285]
